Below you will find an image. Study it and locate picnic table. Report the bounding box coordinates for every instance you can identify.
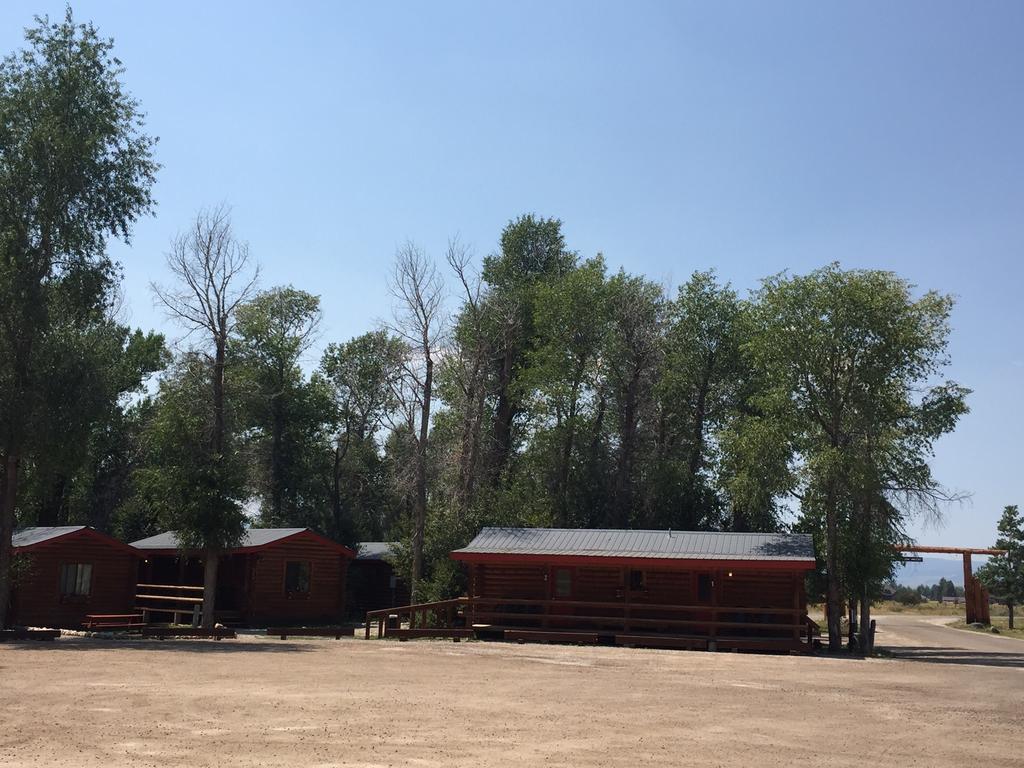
[83,613,146,630]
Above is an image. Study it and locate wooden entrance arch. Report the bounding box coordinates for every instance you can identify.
[900,546,1006,624]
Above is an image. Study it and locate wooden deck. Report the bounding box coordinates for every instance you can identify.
[364,597,817,653]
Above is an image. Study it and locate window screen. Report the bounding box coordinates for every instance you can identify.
[60,563,92,596]
[285,561,311,595]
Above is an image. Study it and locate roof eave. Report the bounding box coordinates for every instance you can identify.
[450,551,816,570]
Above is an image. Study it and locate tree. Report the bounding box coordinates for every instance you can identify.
[19,314,166,529]
[152,206,257,627]
[387,242,445,600]
[234,287,323,526]
[526,256,610,526]
[0,10,157,627]
[653,272,744,530]
[746,265,969,651]
[978,505,1024,629]
[481,215,576,482]
[130,355,249,607]
[604,271,664,527]
[318,330,406,541]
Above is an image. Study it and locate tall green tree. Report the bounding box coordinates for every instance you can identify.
[525,256,610,526]
[130,354,248,603]
[651,271,743,530]
[977,505,1024,629]
[0,11,157,627]
[234,286,323,526]
[603,271,665,527]
[482,215,576,482]
[152,206,257,627]
[20,315,166,528]
[318,330,406,542]
[746,264,969,650]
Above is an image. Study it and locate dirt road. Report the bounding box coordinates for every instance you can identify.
[875,613,1024,667]
[1,632,1022,767]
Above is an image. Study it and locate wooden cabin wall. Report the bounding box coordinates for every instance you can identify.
[720,570,802,609]
[11,538,137,629]
[246,536,349,625]
[469,561,805,613]
[473,563,547,599]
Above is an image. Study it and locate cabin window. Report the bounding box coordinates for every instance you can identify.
[697,573,712,603]
[629,569,645,591]
[554,568,572,598]
[285,561,311,596]
[60,563,92,597]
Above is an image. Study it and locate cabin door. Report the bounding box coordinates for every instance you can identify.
[547,566,574,626]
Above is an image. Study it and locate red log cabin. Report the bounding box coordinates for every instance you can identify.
[131,528,355,626]
[447,527,818,652]
[9,526,140,629]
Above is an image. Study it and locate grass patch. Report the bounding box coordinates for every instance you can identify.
[949,617,1024,640]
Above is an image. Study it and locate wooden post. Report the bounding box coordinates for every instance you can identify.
[963,552,976,624]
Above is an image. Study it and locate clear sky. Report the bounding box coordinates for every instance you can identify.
[2,2,1021,548]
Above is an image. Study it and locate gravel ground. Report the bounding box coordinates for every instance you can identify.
[1,629,1022,767]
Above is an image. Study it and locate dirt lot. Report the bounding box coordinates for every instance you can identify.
[1,627,1022,767]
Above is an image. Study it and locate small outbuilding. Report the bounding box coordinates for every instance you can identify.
[131,528,355,627]
[9,526,140,629]
[449,527,818,651]
[347,542,410,618]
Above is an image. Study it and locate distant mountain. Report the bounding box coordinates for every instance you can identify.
[894,555,994,588]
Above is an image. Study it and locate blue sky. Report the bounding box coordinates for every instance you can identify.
[2,2,1021,548]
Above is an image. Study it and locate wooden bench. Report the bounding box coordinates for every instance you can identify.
[83,614,146,631]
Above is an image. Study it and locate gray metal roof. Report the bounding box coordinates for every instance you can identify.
[356,541,397,560]
[12,526,87,548]
[131,528,308,550]
[452,527,816,562]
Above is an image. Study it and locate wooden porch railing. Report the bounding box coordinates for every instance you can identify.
[365,596,816,647]
[364,597,469,639]
[135,583,205,626]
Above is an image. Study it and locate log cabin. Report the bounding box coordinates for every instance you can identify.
[347,542,410,619]
[131,528,355,627]
[448,527,818,651]
[9,526,140,629]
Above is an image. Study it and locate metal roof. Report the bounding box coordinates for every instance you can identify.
[452,527,816,562]
[12,526,87,548]
[131,528,309,550]
[356,542,397,561]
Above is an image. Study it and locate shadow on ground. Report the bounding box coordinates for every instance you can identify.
[0,637,324,653]
[882,645,1024,669]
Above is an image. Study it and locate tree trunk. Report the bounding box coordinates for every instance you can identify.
[1009,602,1015,630]
[271,394,284,522]
[212,335,227,455]
[0,453,19,628]
[687,353,714,481]
[611,367,642,527]
[411,353,433,601]
[860,583,873,655]
[491,343,516,482]
[201,550,219,628]
[848,598,858,649]
[825,476,843,651]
